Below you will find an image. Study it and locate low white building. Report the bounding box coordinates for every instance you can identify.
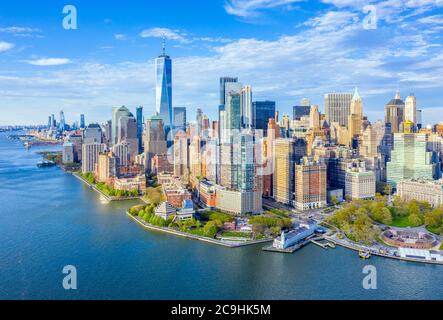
[398,248,443,262]
[345,166,376,200]
[176,199,194,221]
[155,202,177,221]
[397,179,443,208]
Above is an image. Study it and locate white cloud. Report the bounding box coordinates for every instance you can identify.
[0,26,41,33]
[0,41,14,52]
[418,14,443,24]
[0,26,42,37]
[139,27,188,43]
[25,58,72,66]
[114,34,128,40]
[224,0,304,17]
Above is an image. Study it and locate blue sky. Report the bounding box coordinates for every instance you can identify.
[1,0,443,126]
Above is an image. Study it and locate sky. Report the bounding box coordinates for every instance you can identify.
[1,0,443,126]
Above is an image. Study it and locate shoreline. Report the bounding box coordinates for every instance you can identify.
[126,211,273,248]
[325,236,443,266]
[69,167,442,265]
[72,172,140,202]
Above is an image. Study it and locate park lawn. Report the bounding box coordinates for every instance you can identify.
[389,215,422,228]
[221,231,252,238]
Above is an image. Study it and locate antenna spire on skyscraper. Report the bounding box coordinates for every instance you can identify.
[162,34,166,56]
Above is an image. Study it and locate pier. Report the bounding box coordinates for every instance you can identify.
[310,237,336,249]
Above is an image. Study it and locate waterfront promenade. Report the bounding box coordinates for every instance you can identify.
[126,212,273,248]
[73,172,140,202]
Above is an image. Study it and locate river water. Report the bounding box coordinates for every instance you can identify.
[0,132,441,300]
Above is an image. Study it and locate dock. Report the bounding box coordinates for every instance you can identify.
[262,237,312,254]
[310,237,336,249]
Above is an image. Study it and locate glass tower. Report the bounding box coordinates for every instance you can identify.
[155,41,172,132]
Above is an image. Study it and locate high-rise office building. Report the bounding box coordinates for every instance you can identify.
[80,114,85,129]
[136,106,143,153]
[325,93,353,127]
[293,105,311,121]
[112,106,132,145]
[62,141,74,164]
[387,133,439,189]
[405,94,417,124]
[173,107,187,131]
[222,90,242,143]
[112,141,130,167]
[220,77,238,106]
[235,132,255,192]
[173,131,189,183]
[156,40,173,130]
[51,114,56,129]
[241,85,253,129]
[345,164,376,200]
[83,124,103,144]
[59,110,65,132]
[48,116,52,129]
[347,88,363,146]
[416,109,423,130]
[294,158,327,211]
[117,114,138,162]
[273,138,296,205]
[360,124,379,158]
[143,114,167,173]
[96,152,118,183]
[82,143,107,173]
[309,105,320,130]
[196,108,203,137]
[253,101,276,135]
[384,91,405,133]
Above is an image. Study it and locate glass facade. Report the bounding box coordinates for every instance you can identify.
[253,101,276,135]
[156,54,172,130]
[387,133,437,189]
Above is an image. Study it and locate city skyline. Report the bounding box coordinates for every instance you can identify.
[1,0,443,125]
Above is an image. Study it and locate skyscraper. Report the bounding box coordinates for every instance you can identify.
[173,131,189,183]
[143,114,167,173]
[173,107,187,131]
[59,110,65,132]
[241,85,253,129]
[347,88,363,146]
[293,105,311,121]
[112,106,132,145]
[220,77,238,106]
[405,94,417,124]
[80,114,85,129]
[223,90,242,143]
[325,93,353,127]
[295,158,327,211]
[384,91,405,133]
[82,143,106,173]
[253,101,276,135]
[83,124,103,144]
[155,40,173,131]
[273,138,296,205]
[117,114,139,162]
[136,106,143,153]
[196,108,203,137]
[387,133,439,189]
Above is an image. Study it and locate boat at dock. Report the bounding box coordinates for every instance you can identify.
[359,251,371,259]
[37,160,56,168]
